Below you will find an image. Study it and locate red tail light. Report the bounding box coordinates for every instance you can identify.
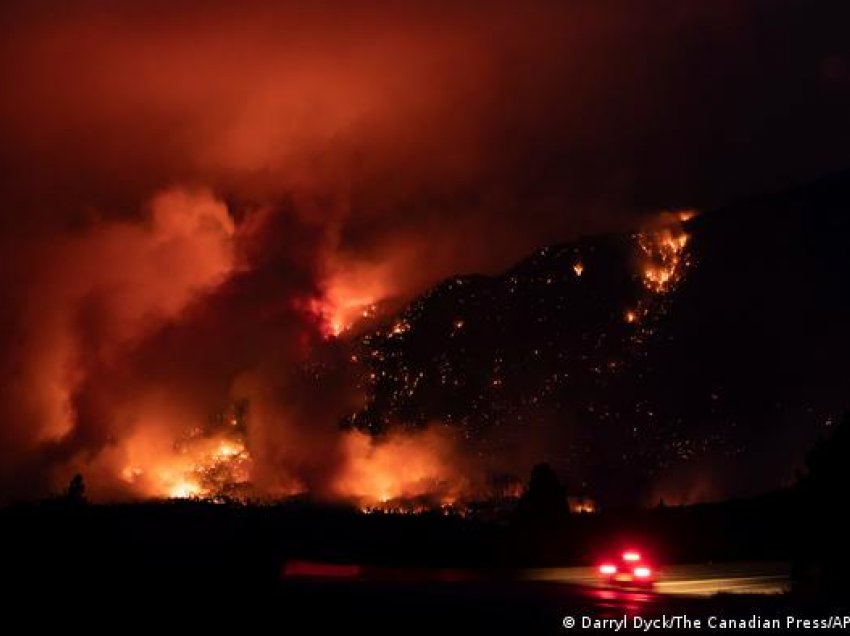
[599,564,617,575]
[633,566,652,578]
[622,550,641,562]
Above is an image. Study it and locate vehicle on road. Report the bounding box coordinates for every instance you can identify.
[598,549,655,588]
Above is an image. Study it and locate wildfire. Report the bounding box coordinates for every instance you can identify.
[333,428,469,508]
[619,210,697,347]
[636,213,693,294]
[118,405,253,500]
[567,496,597,514]
[214,440,243,459]
[312,296,378,337]
[121,433,251,500]
[312,261,398,338]
[168,479,204,499]
[573,261,584,277]
[390,319,410,337]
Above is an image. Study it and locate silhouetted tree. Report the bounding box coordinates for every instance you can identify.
[795,413,850,595]
[803,414,850,496]
[517,463,567,520]
[64,473,87,504]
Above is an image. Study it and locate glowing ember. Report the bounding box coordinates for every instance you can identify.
[624,310,637,324]
[568,495,597,514]
[390,319,410,336]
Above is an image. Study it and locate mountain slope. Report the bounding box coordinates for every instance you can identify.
[346,171,850,505]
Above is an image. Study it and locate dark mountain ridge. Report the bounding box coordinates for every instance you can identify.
[346,171,850,506]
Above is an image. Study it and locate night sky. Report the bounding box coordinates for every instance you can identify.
[1,1,849,504]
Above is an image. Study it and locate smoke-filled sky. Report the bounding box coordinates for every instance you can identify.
[1,0,849,500]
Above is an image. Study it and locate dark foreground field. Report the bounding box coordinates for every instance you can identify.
[2,495,847,631]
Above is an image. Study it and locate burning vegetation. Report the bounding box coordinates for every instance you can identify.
[334,428,471,513]
[119,405,252,501]
[0,0,845,517]
[637,227,691,293]
[118,401,474,510]
[317,208,701,509]
[95,208,698,511]
[623,210,695,344]
[9,198,697,510]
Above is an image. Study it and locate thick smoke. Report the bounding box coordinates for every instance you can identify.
[0,1,848,500]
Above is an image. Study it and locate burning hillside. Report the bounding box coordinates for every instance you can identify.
[118,422,476,509]
[1,172,847,510]
[338,183,850,505]
[637,211,695,293]
[110,210,697,506]
[14,182,846,510]
[1,2,849,508]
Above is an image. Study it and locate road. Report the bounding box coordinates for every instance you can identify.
[277,561,796,633]
[525,562,790,596]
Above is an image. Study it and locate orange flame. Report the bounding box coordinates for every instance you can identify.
[636,211,694,293]
[333,428,469,507]
[310,257,402,337]
[311,295,378,338]
[119,427,251,500]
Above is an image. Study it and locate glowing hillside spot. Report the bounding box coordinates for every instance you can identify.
[636,214,693,294]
